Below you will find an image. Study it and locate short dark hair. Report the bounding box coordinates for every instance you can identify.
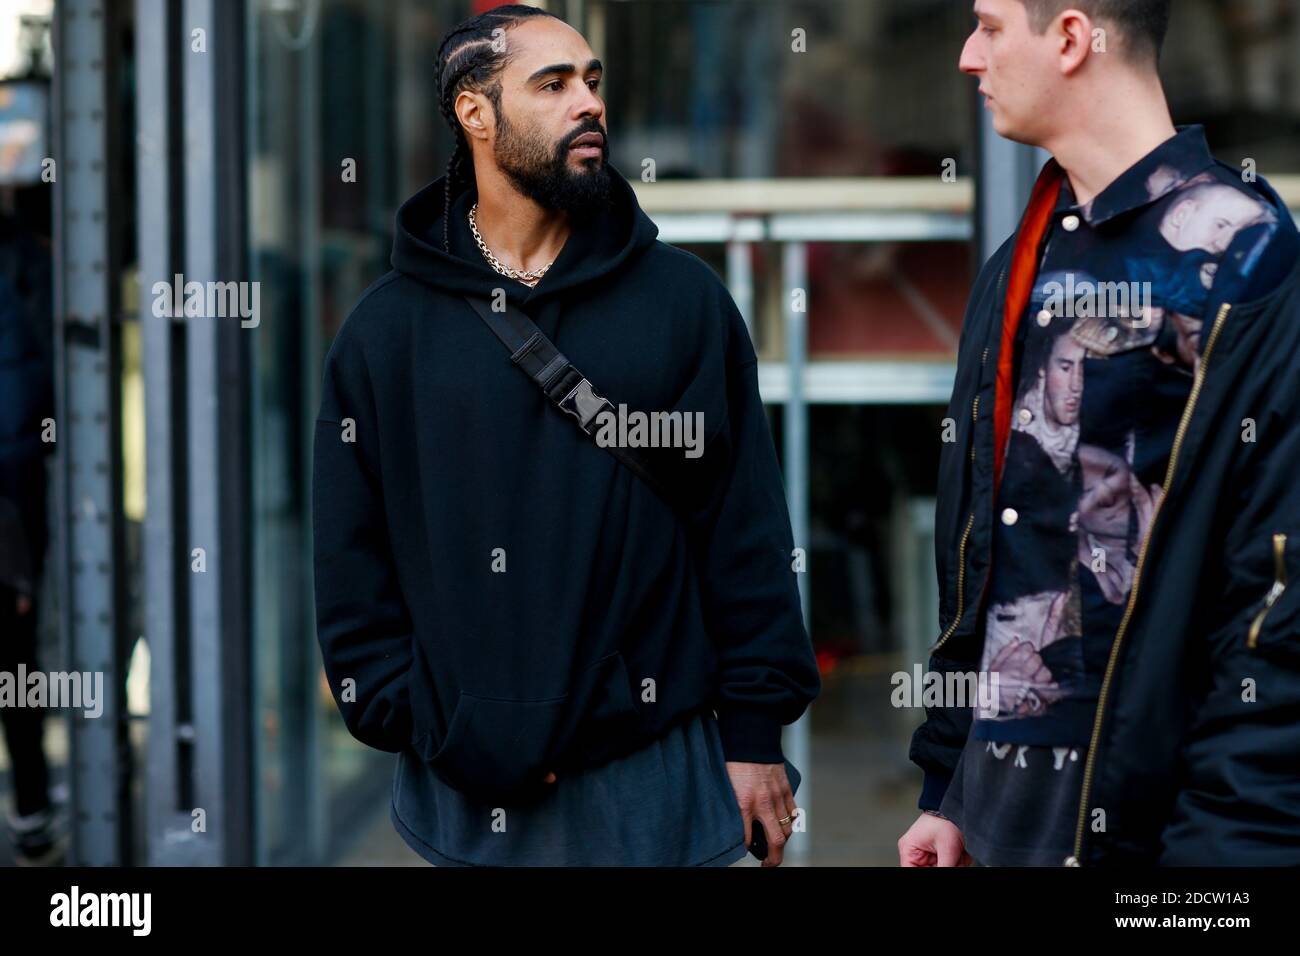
[433,4,561,251]
[1021,0,1172,65]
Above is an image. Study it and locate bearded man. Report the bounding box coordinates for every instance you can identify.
[312,5,819,868]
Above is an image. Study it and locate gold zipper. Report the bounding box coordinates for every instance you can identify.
[1070,302,1233,865]
[934,512,977,652]
[1247,533,1288,649]
[935,262,1006,651]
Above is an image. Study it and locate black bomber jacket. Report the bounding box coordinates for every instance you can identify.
[910,160,1300,866]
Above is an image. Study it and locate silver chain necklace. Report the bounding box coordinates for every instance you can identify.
[468,202,554,284]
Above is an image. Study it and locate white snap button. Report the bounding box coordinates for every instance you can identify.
[1062,215,1081,232]
[1036,309,1052,327]
[1002,507,1019,526]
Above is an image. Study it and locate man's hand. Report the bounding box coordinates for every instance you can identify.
[987,638,1064,716]
[726,761,797,867]
[898,811,972,867]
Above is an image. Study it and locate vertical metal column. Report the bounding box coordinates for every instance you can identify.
[182,0,225,862]
[137,0,252,865]
[725,233,754,336]
[51,0,130,866]
[180,0,254,867]
[781,240,811,862]
[139,0,201,867]
[297,10,327,866]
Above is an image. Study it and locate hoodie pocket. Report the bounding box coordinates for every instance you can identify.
[568,651,643,764]
[427,690,569,804]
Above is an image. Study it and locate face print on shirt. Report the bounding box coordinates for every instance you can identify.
[991,310,1159,719]
[1075,439,1161,605]
[1043,335,1085,430]
[982,314,1089,721]
[1146,306,1203,369]
[1156,172,1276,256]
[1147,170,1278,373]
[1014,314,1086,474]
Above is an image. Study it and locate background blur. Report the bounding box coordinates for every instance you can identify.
[0,0,1297,866]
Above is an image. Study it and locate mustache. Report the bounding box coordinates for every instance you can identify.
[561,121,608,149]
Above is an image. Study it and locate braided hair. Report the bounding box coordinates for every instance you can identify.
[434,4,559,252]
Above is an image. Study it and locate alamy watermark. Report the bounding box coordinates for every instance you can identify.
[50,886,151,936]
[891,664,1001,717]
[151,273,260,328]
[0,666,104,718]
[593,406,705,459]
[1042,275,1153,325]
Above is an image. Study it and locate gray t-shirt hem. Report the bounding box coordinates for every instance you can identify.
[388,707,769,867]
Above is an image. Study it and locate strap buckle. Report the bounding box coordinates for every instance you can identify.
[559,378,614,433]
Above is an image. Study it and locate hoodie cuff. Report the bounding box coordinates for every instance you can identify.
[919,771,952,812]
[715,707,785,763]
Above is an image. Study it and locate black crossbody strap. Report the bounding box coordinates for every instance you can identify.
[462,294,682,510]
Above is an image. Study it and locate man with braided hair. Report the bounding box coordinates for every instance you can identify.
[312,5,819,867]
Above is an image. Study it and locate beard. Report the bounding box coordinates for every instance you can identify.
[493,109,613,218]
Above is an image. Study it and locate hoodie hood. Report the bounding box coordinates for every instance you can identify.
[390,162,660,307]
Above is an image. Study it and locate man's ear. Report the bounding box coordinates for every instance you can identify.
[455,89,493,145]
[1164,198,1190,231]
[1055,10,1094,75]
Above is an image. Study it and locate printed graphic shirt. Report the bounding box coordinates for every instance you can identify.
[939,125,1299,865]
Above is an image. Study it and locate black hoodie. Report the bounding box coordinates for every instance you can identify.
[312,164,821,804]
